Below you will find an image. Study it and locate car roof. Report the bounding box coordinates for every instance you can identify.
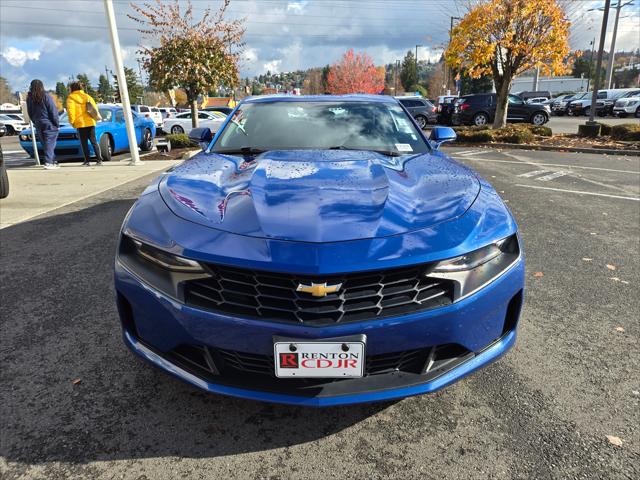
[242,94,397,105]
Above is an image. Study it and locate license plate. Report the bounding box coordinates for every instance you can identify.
[274,341,365,378]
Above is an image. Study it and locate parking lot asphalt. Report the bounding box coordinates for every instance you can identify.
[1,147,638,479]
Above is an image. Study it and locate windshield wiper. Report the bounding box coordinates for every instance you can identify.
[213,147,268,156]
[329,145,401,157]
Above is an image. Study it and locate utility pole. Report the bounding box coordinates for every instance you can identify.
[394,60,400,94]
[103,0,143,165]
[586,38,595,91]
[587,0,611,125]
[604,1,633,89]
[447,16,461,96]
[532,67,540,91]
[415,44,422,88]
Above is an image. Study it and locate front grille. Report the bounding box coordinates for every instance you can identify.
[184,264,454,326]
[58,132,78,140]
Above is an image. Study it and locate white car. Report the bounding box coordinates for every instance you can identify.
[612,90,640,118]
[158,107,177,120]
[130,105,163,129]
[526,97,550,105]
[163,110,227,135]
[0,114,28,135]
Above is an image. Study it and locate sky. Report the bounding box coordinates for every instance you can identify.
[0,0,639,92]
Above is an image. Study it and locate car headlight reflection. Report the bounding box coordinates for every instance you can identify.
[130,237,204,272]
[428,235,520,300]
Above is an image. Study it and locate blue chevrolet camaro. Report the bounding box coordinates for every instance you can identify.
[115,95,524,407]
[19,104,156,161]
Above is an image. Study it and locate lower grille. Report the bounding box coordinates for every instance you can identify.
[184,263,454,326]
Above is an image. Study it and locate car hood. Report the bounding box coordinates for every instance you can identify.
[158,150,480,243]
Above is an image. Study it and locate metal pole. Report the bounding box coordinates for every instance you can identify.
[532,67,540,91]
[30,121,41,166]
[588,0,611,124]
[415,45,420,87]
[605,1,622,89]
[587,38,595,91]
[103,0,143,165]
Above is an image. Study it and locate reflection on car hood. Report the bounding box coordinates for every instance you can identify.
[159,149,480,243]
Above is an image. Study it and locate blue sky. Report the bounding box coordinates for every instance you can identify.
[1,0,639,92]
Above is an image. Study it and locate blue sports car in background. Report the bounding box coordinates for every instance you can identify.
[20,104,156,161]
[115,95,524,407]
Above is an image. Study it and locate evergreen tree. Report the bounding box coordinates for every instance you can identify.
[55,82,69,104]
[97,74,114,102]
[400,50,417,91]
[113,67,143,103]
[75,74,98,99]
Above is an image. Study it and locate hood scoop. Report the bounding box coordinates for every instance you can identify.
[159,150,479,243]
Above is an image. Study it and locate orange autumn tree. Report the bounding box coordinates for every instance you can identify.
[445,0,570,128]
[327,49,385,94]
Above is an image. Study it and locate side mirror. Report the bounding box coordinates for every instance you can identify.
[429,126,457,149]
[188,127,213,150]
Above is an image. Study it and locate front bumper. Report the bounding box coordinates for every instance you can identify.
[115,256,524,406]
[613,106,637,114]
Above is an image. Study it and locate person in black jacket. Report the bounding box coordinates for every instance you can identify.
[26,79,60,169]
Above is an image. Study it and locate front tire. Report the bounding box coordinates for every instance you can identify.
[140,128,153,151]
[635,107,640,118]
[531,112,548,125]
[171,125,184,134]
[415,115,428,129]
[0,160,8,199]
[99,133,113,162]
[5,125,16,135]
[472,112,489,126]
[583,107,590,117]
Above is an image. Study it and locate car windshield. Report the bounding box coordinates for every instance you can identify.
[212,101,429,155]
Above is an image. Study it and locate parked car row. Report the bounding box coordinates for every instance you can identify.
[162,110,227,135]
[0,113,28,135]
[550,88,640,118]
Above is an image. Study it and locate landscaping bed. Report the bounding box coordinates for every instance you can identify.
[144,133,200,161]
[449,123,640,152]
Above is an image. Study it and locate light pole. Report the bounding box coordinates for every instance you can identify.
[589,1,634,90]
[446,17,461,95]
[586,38,595,92]
[103,0,143,165]
[587,0,611,126]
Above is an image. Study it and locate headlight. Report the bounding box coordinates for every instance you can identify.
[428,235,520,300]
[129,237,203,272]
[19,134,29,141]
[117,234,208,299]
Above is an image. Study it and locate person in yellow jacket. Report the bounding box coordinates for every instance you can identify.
[66,82,104,166]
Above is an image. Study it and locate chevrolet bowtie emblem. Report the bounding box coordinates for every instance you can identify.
[296,282,342,297]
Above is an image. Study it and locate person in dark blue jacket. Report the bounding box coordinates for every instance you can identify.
[26,79,60,169]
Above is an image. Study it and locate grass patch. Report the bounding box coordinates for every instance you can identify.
[165,133,193,148]
[610,123,640,141]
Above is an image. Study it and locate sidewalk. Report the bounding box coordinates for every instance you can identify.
[0,159,180,228]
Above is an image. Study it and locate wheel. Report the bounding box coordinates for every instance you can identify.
[99,133,113,162]
[472,112,489,126]
[583,107,590,117]
[617,112,627,118]
[171,125,184,134]
[5,125,15,135]
[635,107,640,118]
[415,115,428,129]
[0,159,8,199]
[531,112,548,125]
[140,128,153,151]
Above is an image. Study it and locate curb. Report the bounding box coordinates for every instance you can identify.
[447,142,639,156]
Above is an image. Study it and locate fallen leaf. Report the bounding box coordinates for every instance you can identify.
[621,280,629,285]
[590,232,597,235]
[610,277,620,282]
[615,326,625,332]
[632,390,639,396]
[72,379,81,385]
[606,435,623,447]
[606,264,617,271]
[533,272,544,278]
[582,257,593,262]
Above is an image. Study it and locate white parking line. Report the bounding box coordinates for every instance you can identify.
[536,171,570,182]
[454,150,492,157]
[462,157,640,174]
[515,184,640,201]
[517,170,550,178]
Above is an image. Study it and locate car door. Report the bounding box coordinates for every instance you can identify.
[112,109,128,150]
[176,112,192,132]
[507,95,528,120]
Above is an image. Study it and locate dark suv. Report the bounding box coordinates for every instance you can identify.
[395,97,437,129]
[452,93,550,126]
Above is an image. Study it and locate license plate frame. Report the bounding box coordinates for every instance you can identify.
[273,335,366,378]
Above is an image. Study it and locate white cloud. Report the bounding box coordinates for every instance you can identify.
[244,48,258,63]
[1,46,41,67]
[263,59,282,74]
[286,1,307,14]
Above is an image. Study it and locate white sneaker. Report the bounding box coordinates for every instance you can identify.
[43,163,58,170]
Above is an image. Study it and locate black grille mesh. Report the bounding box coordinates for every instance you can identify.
[184,263,454,326]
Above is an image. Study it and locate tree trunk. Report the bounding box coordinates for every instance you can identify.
[493,78,512,129]
[190,98,199,129]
